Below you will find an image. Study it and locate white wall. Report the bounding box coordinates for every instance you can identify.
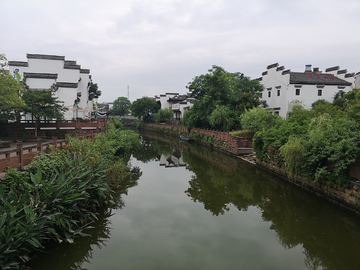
[9,54,94,120]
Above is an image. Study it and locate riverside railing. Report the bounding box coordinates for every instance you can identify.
[0,130,102,173]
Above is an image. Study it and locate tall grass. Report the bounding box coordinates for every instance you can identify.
[0,121,141,269]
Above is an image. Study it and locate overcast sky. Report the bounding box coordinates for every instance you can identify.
[1,0,360,102]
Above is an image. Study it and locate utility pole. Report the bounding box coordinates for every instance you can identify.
[127,86,130,100]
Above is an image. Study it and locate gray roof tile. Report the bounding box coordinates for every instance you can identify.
[289,72,351,86]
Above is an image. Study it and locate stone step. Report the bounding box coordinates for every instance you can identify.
[237,148,253,154]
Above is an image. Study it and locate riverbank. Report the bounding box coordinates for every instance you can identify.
[0,120,142,269]
[139,122,360,215]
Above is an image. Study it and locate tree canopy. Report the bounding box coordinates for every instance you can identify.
[22,88,67,136]
[111,97,131,116]
[130,97,159,122]
[0,54,25,122]
[88,82,101,101]
[186,65,264,130]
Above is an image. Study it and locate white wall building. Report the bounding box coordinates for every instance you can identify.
[257,63,354,118]
[8,54,94,120]
[155,92,195,120]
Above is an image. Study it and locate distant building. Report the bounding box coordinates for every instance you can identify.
[256,63,354,118]
[8,54,94,120]
[155,92,195,121]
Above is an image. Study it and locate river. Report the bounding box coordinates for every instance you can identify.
[27,133,360,270]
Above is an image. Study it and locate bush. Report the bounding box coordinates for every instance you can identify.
[240,107,278,132]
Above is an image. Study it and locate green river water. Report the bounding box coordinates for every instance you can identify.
[27,133,360,270]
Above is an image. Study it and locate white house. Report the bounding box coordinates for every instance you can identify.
[257,63,354,118]
[154,92,195,120]
[8,54,94,120]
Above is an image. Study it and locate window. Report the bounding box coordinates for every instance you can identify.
[318,89,322,96]
[295,89,300,95]
[274,111,279,116]
[268,91,271,98]
[277,89,280,96]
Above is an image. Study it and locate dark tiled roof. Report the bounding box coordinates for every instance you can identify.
[345,73,355,78]
[65,60,76,65]
[80,69,90,74]
[8,61,28,67]
[27,54,65,60]
[290,72,352,86]
[267,63,278,69]
[325,66,339,72]
[282,69,291,75]
[253,77,262,81]
[24,72,58,79]
[56,82,78,88]
[337,69,347,74]
[64,64,81,70]
[262,71,268,76]
[276,66,285,71]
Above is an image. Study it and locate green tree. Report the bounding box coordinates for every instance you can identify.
[22,89,67,136]
[88,82,101,101]
[111,97,131,116]
[187,65,263,130]
[208,105,234,131]
[240,107,278,133]
[0,54,25,122]
[153,108,173,123]
[130,97,159,122]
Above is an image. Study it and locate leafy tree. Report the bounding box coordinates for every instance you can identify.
[88,82,101,101]
[0,54,25,122]
[153,108,173,123]
[111,97,131,116]
[240,107,278,133]
[22,89,67,136]
[208,105,234,131]
[186,65,263,130]
[130,97,159,122]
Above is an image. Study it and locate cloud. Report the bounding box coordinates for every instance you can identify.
[2,0,360,102]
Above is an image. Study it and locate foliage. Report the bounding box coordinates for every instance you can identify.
[279,136,306,178]
[88,82,101,101]
[0,54,26,122]
[22,88,67,136]
[130,97,159,122]
[186,65,263,130]
[111,97,131,116]
[208,105,234,131]
[153,108,173,123]
[240,107,278,132]
[230,130,255,139]
[180,109,190,126]
[302,114,360,185]
[0,121,141,268]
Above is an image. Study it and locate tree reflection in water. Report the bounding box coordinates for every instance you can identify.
[141,133,360,270]
[26,166,142,270]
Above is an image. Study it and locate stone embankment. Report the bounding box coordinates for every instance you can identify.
[140,122,360,215]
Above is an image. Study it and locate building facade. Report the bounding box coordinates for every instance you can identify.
[257,63,354,118]
[155,92,195,120]
[8,54,94,120]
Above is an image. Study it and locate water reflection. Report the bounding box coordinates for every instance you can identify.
[138,133,360,270]
[28,133,360,270]
[26,166,142,270]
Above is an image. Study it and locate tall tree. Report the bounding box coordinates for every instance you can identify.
[22,89,67,136]
[186,65,263,130]
[111,97,131,116]
[88,82,102,101]
[0,54,25,122]
[130,97,159,122]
